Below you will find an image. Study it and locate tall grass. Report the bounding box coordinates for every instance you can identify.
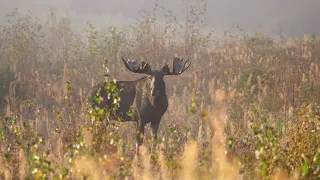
[1,1,320,179]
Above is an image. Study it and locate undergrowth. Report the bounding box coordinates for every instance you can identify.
[1,1,320,179]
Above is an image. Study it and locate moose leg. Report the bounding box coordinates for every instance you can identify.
[151,120,160,152]
[151,121,160,141]
[136,122,145,154]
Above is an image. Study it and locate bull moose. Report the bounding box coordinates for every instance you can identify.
[86,57,191,152]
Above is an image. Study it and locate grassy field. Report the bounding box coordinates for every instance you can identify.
[1,3,320,180]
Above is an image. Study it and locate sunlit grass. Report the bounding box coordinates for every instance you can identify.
[1,3,320,179]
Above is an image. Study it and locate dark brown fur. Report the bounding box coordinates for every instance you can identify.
[86,75,168,150]
[85,57,190,152]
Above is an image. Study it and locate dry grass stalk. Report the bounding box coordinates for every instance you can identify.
[211,89,239,180]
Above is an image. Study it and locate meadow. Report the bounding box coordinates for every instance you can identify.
[1,2,320,180]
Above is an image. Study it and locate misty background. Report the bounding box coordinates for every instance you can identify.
[0,0,319,37]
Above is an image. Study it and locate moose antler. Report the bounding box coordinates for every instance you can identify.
[163,57,191,75]
[122,57,152,75]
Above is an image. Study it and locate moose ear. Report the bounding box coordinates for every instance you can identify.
[162,57,191,75]
[161,64,170,74]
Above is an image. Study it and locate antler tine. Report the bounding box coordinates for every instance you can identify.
[184,58,189,64]
[141,62,147,69]
[181,59,191,73]
[122,57,131,70]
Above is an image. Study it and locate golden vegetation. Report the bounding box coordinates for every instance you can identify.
[1,1,320,179]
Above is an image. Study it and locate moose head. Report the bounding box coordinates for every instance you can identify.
[121,57,191,99]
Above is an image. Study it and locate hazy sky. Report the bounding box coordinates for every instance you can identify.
[1,0,320,36]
